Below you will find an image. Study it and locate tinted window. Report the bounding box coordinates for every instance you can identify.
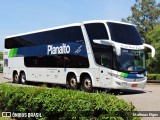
[84,23,109,44]
[24,55,89,68]
[93,46,112,68]
[24,56,58,67]
[64,54,89,68]
[5,26,84,49]
[107,22,143,45]
[85,23,112,68]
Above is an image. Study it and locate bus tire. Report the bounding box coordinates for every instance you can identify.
[20,72,27,85]
[13,72,19,84]
[68,75,78,90]
[81,75,93,92]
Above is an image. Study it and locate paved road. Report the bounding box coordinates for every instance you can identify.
[117,85,160,120]
[0,73,12,83]
[118,85,160,111]
[0,73,160,120]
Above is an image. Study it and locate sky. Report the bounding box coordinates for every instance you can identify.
[0,0,158,51]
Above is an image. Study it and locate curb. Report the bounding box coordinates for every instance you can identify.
[147,80,160,83]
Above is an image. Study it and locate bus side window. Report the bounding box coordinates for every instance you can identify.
[94,48,112,68]
[101,54,111,68]
[57,55,65,68]
[4,59,8,67]
[101,55,107,66]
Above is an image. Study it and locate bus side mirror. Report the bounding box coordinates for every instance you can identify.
[93,39,121,56]
[143,43,155,58]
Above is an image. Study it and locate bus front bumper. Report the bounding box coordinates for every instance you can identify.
[112,77,147,89]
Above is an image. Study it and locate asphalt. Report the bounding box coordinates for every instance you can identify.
[117,85,160,120]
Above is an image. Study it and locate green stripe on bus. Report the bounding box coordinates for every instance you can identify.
[9,49,14,57]
[120,73,128,78]
[9,48,18,57]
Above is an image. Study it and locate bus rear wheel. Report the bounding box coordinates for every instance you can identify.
[68,75,78,90]
[20,72,27,85]
[81,76,93,92]
[13,72,19,84]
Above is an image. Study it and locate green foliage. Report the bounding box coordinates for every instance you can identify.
[0,66,3,72]
[156,74,160,80]
[122,0,160,73]
[0,84,140,120]
[147,74,160,80]
[122,0,160,39]
[0,52,3,72]
[0,52,2,60]
[147,74,157,80]
[146,25,160,73]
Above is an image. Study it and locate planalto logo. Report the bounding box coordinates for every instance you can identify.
[47,43,70,55]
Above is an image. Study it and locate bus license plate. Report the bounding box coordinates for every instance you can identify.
[132,84,137,87]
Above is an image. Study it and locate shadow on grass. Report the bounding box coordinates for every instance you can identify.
[105,89,146,96]
[4,81,146,96]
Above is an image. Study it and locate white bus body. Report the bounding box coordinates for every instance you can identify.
[3,20,155,92]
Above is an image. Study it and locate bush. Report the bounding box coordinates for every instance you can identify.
[0,84,140,120]
[0,66,3,73]
[147,74,157,80]
[0,51,2,60]
[147,74,160,80]
[156,74,160,80]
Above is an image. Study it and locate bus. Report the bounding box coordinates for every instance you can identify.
[3,20,155,92]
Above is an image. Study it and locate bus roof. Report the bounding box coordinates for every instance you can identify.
[5,20,133,39]
[5,23,81,39]
[83,20,133,26]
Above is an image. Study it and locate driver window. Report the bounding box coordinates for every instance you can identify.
[94,50,112,68]
[101,55,111,68]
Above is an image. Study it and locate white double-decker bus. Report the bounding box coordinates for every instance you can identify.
[3,20,155,92]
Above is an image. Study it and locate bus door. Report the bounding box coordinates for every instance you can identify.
[3,50,11,78]
[99,55,112,87]
[3,59,10,78]
[100,68,112,87]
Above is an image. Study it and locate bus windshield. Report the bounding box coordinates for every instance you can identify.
[107,22,143,45]
[114,49,145,73]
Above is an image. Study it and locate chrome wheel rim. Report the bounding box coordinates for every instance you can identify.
[14,74,19,82]
[21,75,25,83]
[84,79,91,89]
[70,77,77,87]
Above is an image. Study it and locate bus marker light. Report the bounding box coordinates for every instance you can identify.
[96,78,99,81]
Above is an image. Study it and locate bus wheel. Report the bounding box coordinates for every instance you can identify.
[13,72,19,84]
[68,75,78,90]
[81,76,93,92]
[20,72,27,85]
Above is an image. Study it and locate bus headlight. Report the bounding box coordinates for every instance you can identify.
[115,81,127,86]
[109,73,123,79]
[115,81,121,85]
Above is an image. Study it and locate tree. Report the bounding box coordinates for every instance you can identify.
[0,52,3,60]
[122,0,160,42]
[122,0,160,73]
[146,25,160,73]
